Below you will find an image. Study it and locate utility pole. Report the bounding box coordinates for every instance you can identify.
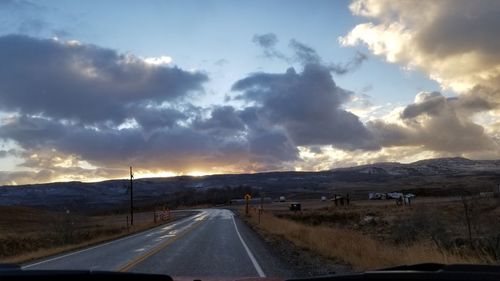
[130,166,134,226]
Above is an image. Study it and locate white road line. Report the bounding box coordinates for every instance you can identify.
[22,212,201,269]
[231,214,266,277]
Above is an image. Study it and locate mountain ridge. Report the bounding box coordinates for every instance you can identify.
[0,157,498,213]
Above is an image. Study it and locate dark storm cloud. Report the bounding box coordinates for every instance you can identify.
[232,64,379,150]
[0,113,298,174]
[0,35,308,184]
[133,107,187,132]
[247,128,299,163]
[0,35,208,125]
[193,106,245,132]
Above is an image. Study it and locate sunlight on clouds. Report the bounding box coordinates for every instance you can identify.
[341,0,500,93]
[53,173,105,183]
[134,170,178,179]
[340,22,412,63]
[185,171,210,177]
[53,154,94,169]
[134,170,217,178]
[66,40,82,47]
[297,144,447,171]
[143,56,172,65]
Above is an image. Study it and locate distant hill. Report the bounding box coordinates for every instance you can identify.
[0,157,498,213]
[334,157,499,177]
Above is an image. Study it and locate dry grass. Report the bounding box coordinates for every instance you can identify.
[242,207,487,271]
[0,221,161,264]
[0,206,175,264]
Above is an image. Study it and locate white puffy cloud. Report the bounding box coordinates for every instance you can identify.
[341,0,500,94]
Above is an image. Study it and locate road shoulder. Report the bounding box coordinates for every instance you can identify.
[232,209,351,278]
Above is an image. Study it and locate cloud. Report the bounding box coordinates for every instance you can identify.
[254,34,367,75]
[214,59,228,67]
[253,33,278,49]
[0,112,300,179]
[368,92,499,154]
[0,148,127,185]
[0,35,208,125]
[0,170,54,186]
[328,51,368,75]
[290,39,368,74]
[252,33,288,61]
[247,127,299,165]
[133,107,187,132]
[0,34,379,183]
[288,39,321,64]
[193,106,245,133]
[0,0,54,38]
[143,55,173,65]
[232,63,379,150]
[0,35,310,184]
[341,0,500,159]
[3,15,499,185]
[341,0,500,94]
[52,29,71,38]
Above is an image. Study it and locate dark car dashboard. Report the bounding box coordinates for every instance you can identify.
[1,264,500,281]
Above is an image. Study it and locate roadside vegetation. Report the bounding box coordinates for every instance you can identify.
[241,196,500,271]
[0,206,179,264]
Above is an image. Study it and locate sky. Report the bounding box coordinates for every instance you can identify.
[0,0,498,185]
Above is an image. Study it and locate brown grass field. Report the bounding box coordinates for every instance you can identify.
[240,196,500,271]
[0,206,184,264]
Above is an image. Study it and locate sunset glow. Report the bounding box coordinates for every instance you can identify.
[0,0,498,185]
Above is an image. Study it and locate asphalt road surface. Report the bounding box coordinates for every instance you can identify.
[22,209,291,278]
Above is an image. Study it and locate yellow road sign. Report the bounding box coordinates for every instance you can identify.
[244,194,251,200]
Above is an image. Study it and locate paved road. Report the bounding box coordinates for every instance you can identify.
[23,209,290,278]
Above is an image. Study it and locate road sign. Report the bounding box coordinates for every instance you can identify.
[245,194,251,216]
